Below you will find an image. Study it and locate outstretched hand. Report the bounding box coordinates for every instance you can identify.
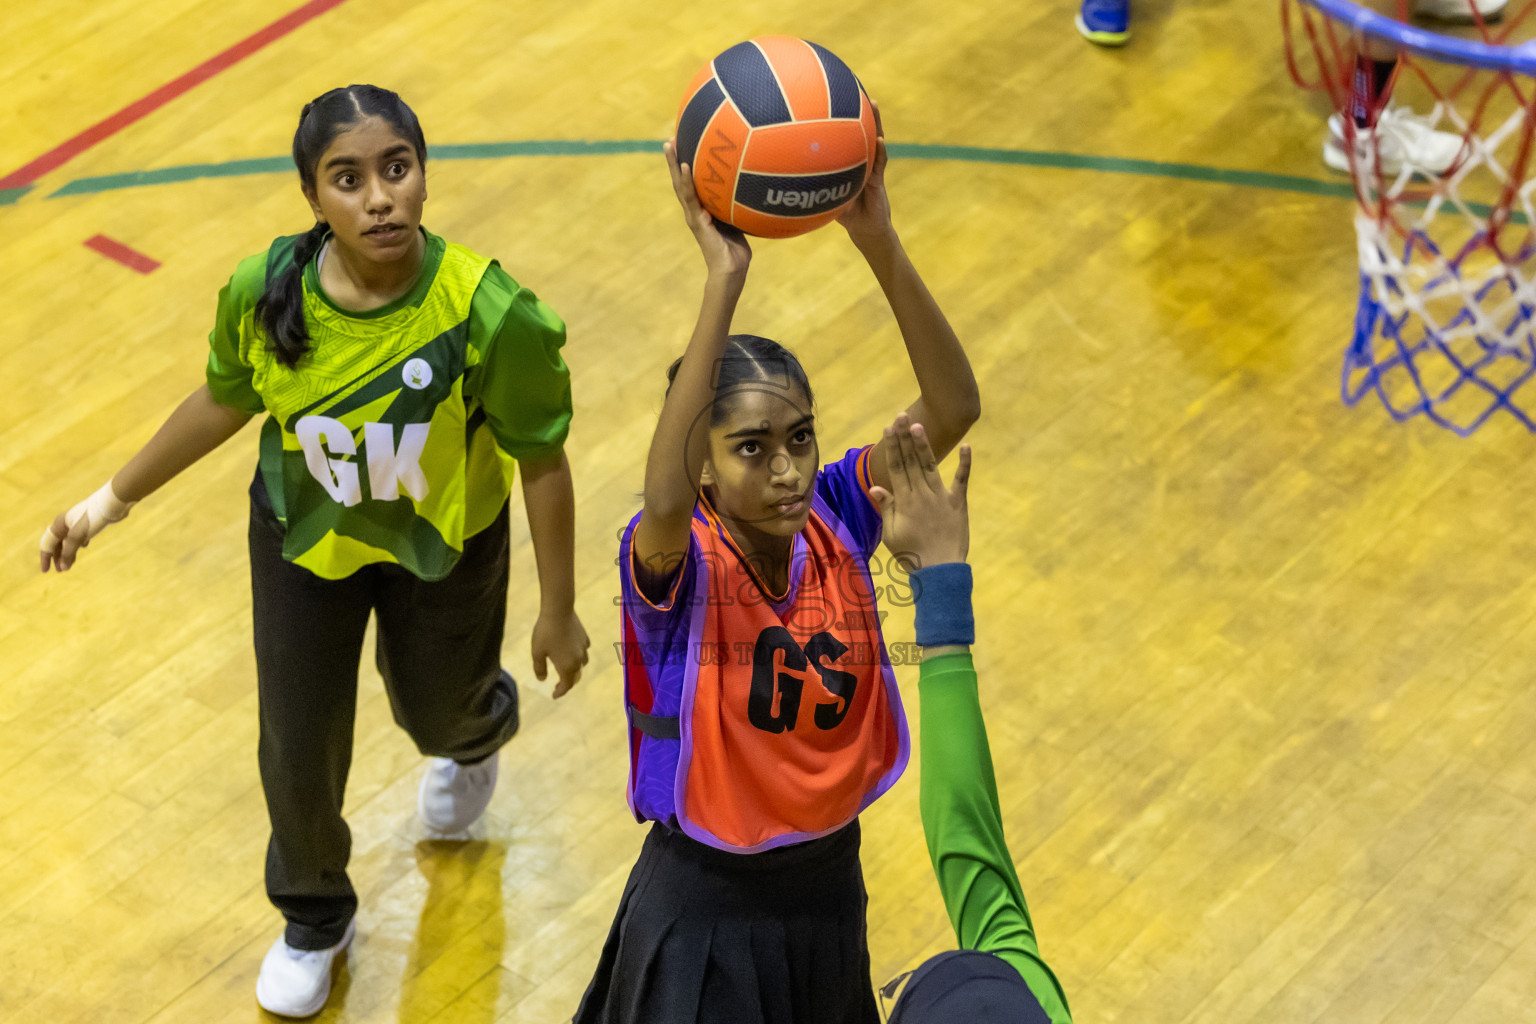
[664,139,751,278]
[868,413,970,572]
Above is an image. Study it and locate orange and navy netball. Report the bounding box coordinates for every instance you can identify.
[675,37,878,239]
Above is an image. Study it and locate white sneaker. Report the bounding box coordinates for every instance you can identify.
[418,751,499,834]
[255,919,355,1018]
[1323,108,1465,177]
[1414,0,1506,23]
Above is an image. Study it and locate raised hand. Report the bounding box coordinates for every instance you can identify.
[868,413,971,572]
[664,139,751,278]
[836,102,894,248]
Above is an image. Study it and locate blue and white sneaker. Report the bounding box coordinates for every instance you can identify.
[1077,0,1130,46]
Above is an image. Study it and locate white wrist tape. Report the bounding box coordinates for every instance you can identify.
[40,480,137,556]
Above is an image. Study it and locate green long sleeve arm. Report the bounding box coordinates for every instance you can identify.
[918,651,1073,1023]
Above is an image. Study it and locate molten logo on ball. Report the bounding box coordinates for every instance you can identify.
[764,183,854,209]
[674,36,877,239]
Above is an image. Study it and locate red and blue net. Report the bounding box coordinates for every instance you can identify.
[1285,0,1536,433]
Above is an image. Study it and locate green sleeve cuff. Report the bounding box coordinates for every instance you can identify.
[918,649,976,677]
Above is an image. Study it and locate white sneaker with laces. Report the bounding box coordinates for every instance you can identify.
[1323,108,1465,177]
[255,919,355,1018]
[418,750,499,834]
[1414,0,1506,23]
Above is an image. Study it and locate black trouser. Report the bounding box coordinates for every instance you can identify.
[248,475,520,950]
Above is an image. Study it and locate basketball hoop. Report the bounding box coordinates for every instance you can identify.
[1284,0,1536,433]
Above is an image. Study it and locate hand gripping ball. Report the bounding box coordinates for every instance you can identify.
[674,37,878,238]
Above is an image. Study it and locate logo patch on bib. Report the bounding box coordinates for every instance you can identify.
[402,358,432,390]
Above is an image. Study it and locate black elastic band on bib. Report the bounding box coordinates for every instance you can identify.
[629,706,681,740]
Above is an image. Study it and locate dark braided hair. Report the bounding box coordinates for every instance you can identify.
[665,334,815,424]
[255,85,428,367]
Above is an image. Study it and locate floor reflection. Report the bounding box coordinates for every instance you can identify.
[396,840,506,1024]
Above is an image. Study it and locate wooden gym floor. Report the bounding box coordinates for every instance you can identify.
[2,0,1535,1021]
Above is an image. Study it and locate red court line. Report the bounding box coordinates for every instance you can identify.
[0,0,351,191]
[85,235,161,274]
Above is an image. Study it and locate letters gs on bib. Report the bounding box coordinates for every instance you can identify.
[295,358,441,507]
[749,626,860,734]
[674,36,878,239]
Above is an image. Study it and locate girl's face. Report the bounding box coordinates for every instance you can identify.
[702,380,819,544]
[304,116,426,262]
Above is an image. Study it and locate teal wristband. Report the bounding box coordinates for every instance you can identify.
[911,563,975,647]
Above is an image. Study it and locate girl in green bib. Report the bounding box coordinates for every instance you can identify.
[38,84,589,1018]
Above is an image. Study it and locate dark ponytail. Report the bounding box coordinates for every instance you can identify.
[665,333,815,423]
[255,85,428,367]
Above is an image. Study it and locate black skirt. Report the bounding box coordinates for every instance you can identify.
[574,820,880,1024]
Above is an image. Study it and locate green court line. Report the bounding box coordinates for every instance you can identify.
[437,140,661,160]
[51,157,293,196]
[885,143,1360,200]
[30,139,1480,209]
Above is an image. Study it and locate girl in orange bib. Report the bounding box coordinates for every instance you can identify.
[575,121,979,1024]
